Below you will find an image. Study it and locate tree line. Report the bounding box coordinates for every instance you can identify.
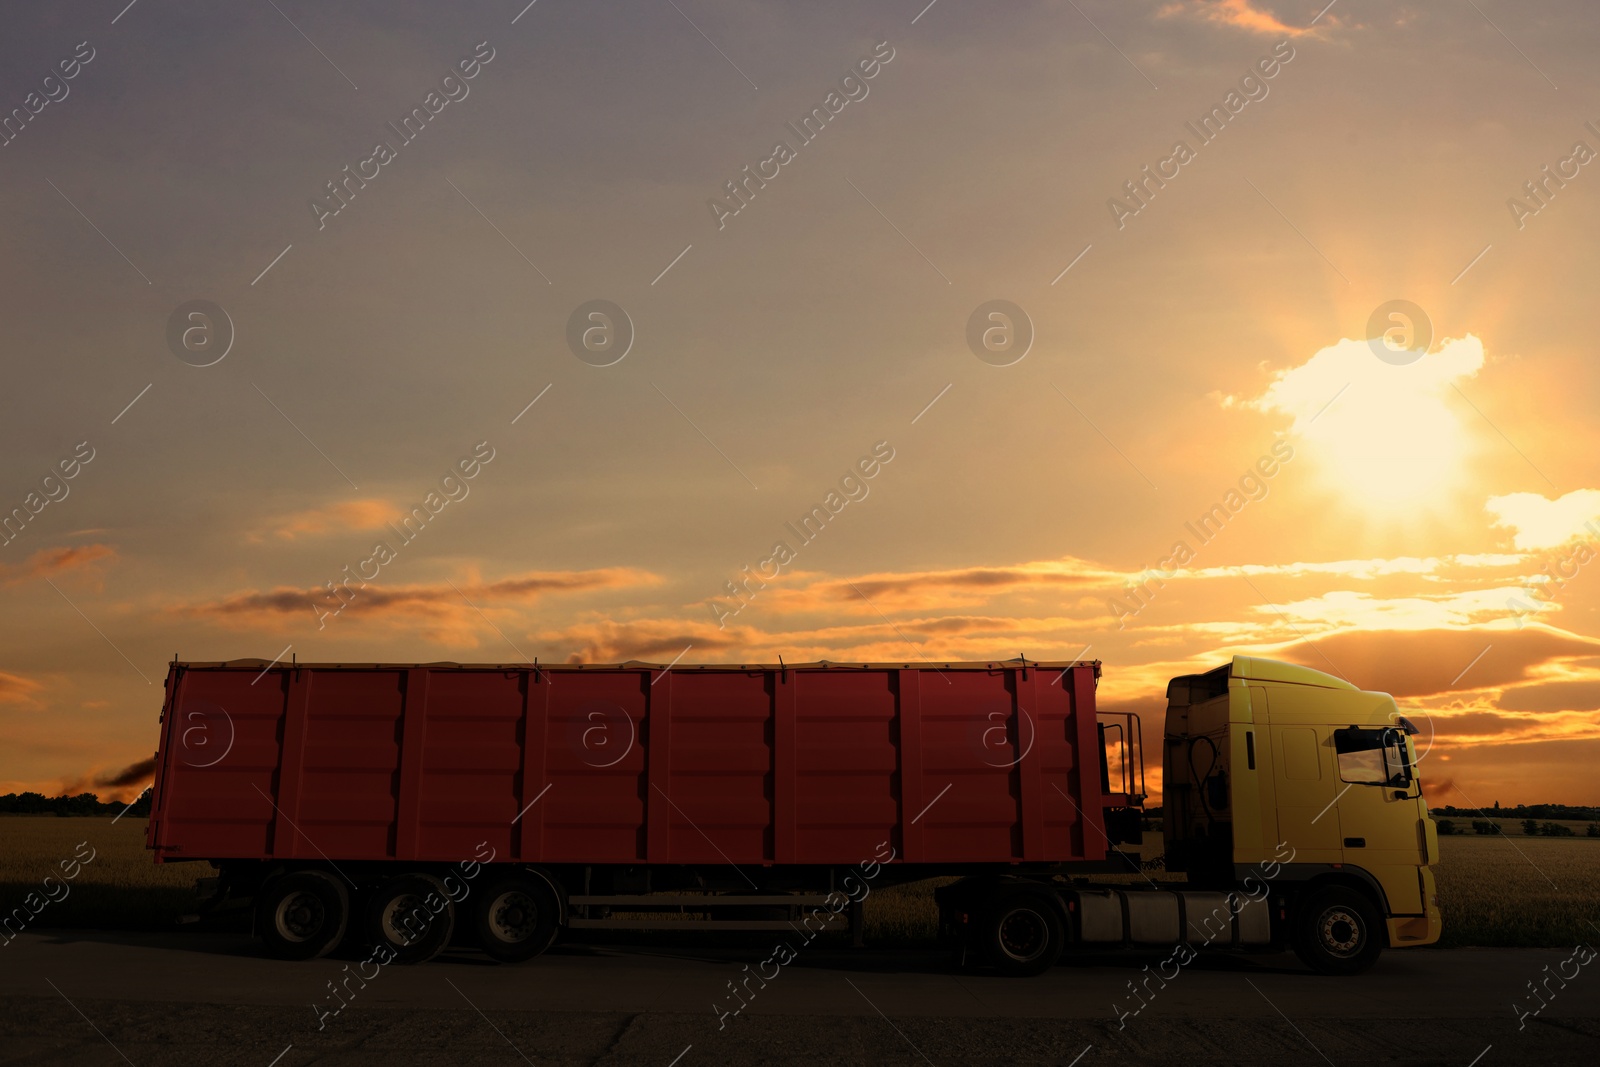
[0,789,152,816]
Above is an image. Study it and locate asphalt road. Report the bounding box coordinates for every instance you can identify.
[2,931,1594,1065]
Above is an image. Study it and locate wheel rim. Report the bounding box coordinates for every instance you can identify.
[274,890,325,943]
[381,892,430,944]
[487,890,538,944]
[997,907,1049,962]
[1317,906,1364,957]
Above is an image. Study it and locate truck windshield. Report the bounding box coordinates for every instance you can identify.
[1334,727,1411,787]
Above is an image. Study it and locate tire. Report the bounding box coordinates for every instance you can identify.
[1292,886,1385,976]
[472,873,561,962]
[364,874,456,964]
[256,870,349,961]
[981,891,1065,977]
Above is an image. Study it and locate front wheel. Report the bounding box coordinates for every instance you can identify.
[256,870,349,961]
[1291,886,1384,975]
[472,873,560,962]
[981,892,1065,977]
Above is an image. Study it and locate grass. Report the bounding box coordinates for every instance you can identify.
[1435,816,1598,836]
[0,815,198,932]
[4,818,1598,948]
[1431,834,1600,947]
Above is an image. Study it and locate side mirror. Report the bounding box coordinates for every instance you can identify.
[1384,728,1414,786]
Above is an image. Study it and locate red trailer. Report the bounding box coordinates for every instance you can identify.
[147,657,1144,974]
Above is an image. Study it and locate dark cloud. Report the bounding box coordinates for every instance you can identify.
[1498,680,1600,713]
[1273,627,1600,698]
[177,568,659,620]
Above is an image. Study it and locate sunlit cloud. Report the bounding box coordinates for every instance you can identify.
[1258,587,1533,630]
[1157,0,1314,36]
[0,543,117,587]
[254,498,403,541]
[0,670,43,706]
[1244,334,1486,510]
[1486,488,1600,550]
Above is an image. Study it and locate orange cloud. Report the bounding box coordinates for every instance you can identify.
[257,498,402,541]
[1498,679,1600,713]
[170,568,664,645]
[754,553,1533,623]
[521,608,1107,668]
[0,543,117,587]
[1258,624,1600,699]
[0,670,43,706]
[752,558,1119,615]
[1415,737,1600,807]
[532,618,744,663]
[1158,0,1312,36]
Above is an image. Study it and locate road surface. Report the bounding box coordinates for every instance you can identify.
[1,930,1593,1065]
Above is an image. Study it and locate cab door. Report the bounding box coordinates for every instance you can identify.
[1332,727,1426,914]
[1269,723,1342,862]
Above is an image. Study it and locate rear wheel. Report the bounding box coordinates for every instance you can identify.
[365,874,456,964]
[981,891,1065,977]
[472,873,560,962]
[1292,886,1384,975]
[256,870,348,961]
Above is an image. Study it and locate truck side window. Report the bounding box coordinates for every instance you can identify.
[1334,727,1409,786]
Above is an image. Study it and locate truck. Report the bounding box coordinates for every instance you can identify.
[145,653,1439,976]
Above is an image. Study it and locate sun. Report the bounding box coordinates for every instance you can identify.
[1301,370,1471,508]
[1249,334,1486,517]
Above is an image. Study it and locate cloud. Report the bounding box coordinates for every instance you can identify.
[1410,736,1600,807]
[751,558,1121,615]
[1242,334,1487,506]
[1256,587,1532,631]
[531,611,1102,668]
[256,498,402,541]
[532,618,744,663]
[1261,624,1600,698]
[1157,0,1312,36]
[1498,679,1600,713]
[1247,334,1485,433]
[1486,489,1600,550]
[0,543,117,587]
[0,670,43,706]
[171,567,663,643]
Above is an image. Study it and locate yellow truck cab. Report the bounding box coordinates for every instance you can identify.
[1163,656,1442,974]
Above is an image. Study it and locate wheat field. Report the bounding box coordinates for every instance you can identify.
[3,817,1597,947]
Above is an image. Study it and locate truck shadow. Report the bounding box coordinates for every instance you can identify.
[26,927,1319,980]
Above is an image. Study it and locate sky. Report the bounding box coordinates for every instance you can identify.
[3,0,1600,807]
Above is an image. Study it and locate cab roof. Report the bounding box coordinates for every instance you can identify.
[1230,656,1356,691]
